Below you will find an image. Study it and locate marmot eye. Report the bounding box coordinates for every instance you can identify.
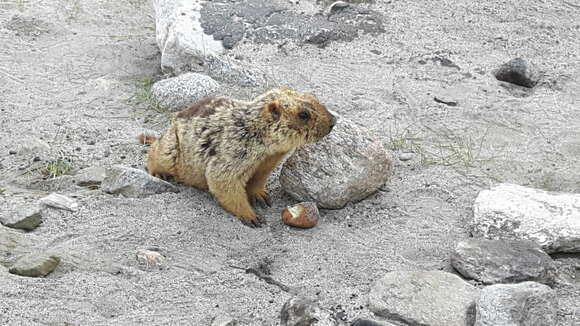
[298,111,310,121]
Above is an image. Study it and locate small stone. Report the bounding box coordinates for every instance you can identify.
[472,183,580,253]
[0,205,43,231]
[398,152,414,161]
[494,58,538,88]
[9,150,16,155]
[280,120,393,209]
[151,72,220,111]
[451,239,556,285]
[351,319,397,326]
[39,193,79,211]
[211,315,237,326]
[281,202,319,228]
[136,249,164,265]
[368,271,478,326]
[9,252,60,277]
[32,156,41,162]
[75,166,107,188]
[280,296,337,326]
[87,140,95,145]
[475,282,557,326]
[101,165,178,198]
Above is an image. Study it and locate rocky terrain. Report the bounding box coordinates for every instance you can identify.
[1,0,579,325]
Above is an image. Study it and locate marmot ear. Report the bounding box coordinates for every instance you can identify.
[266,102,281,121]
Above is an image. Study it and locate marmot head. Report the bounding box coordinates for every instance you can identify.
[257,88,336,150]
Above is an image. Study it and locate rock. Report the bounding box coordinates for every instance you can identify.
[151,73,220,111]
[0,225,33,265]
[472,183,580,253]
[204,55,266,87]
[351,319,396,326]
[211,315,237,326]
[75,166,107,189]
[152,0,224,74]
[101,165,178,198]
[494,58,538,88]
[451,239,556,285]
[475,282,557,326]
[136,249,164,265]
[398,152,414,161]
[9,252,60,277]
[281,296,338,326]
[39,193,78,211]
[280,120,392,209]
[0,205,43,231]
[16,137,50,157]
[281,202,319,228]
[368,271,478,326]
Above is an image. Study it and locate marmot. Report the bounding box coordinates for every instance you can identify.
[140,88,336,226]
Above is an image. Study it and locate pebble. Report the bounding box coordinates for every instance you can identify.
[494,57,538,88]
[136,249,164,265]
[210,315,237,326]
[280,296,336,326]
[101,165,178,198]
[281,202,319,228]
[398,152,414,161]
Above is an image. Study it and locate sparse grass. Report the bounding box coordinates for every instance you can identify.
[388,123,423,152]
[42,158,73,179]
[128,76,162,112]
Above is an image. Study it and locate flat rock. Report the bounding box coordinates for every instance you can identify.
[39,193,78,211]
[101,165,178,198]
[351,319,396,326]
[280,296,338,326]
[368,271,478,326]
[211,315,237,326]
[494,58,538,88]
[451,239,556,285]
[151,72,220,111]
[9,252,60,277]
[0,204,43,231]
[75,166,107,188]
[152,0,224,74]
[472,183,580,253]
[280,120,392,209]
[0,226,33,266]
[475,282,557,326]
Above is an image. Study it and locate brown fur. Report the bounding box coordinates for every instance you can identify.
[143,88,336,226]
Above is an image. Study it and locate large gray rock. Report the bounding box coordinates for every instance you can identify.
[368,271,478,326]
[9,252,60,277]
[101,165,178,198]
[151,72,220,111]
[472,183,580,253]
[451,239,556,285]
[75,166,107,189]
[475,282,557,326]
[152,0,224,74]
[0,204,43,231]
[280,120,392,209]
[280,296,338,326]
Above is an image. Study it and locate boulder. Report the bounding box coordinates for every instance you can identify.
[475,282,557,326]
[472,183,580,253]
[152,0,224,74]
[0,204,43,231]
[151,72,220,111]
[368,271,478,326]
[9,252,60,277]
[451,239,556,285]
[280,120,392,209]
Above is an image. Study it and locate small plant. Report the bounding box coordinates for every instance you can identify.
[43,159,73,178]
[129,77,162,112]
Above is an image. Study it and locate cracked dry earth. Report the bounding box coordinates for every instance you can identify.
[1,0,579,325]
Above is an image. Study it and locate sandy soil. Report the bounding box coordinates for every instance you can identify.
[0,0,578,325]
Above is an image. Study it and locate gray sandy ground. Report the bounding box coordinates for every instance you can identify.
[0,0,579,325]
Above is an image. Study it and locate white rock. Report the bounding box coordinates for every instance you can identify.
[136,249,164,265]
[39,193,78,211]
[151,73,220,111]
[472,183,580,253]
[152,0,224,74]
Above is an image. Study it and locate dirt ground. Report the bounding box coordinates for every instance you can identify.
[0,0,579,325]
